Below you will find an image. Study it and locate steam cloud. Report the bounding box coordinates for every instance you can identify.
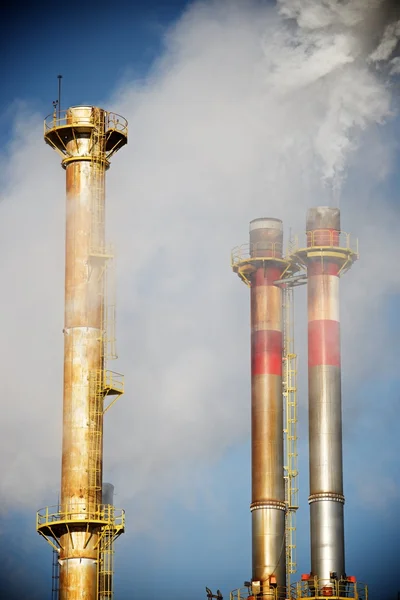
[1,0,399,558]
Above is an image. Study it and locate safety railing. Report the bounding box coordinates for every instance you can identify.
[106,112,128,135]
[290,231,358,256]
[290,578,368,599]
[103,370,124,395]
[231,587,288,600]
[231,242,285,267]
[37,504,125,528]
[44,109,128,137]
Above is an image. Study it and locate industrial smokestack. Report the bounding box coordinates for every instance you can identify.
[304,206,357,589]
[233,218,287,594]
[37,105,127,600]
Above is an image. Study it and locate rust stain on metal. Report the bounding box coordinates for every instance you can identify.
[40,104,127,600]
[59,107,107,599]
[59,556,97,600]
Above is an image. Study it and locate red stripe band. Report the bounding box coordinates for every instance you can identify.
[252,330,282,375]
[308,320,340,367]
[308,260,340,277]
[253,266,285,286]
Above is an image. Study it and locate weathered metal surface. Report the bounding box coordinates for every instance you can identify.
[306,207,345,583]
[250,218,283,258]
[306,207,340,233]
[40,104,128,600]
[62,327,102,509]
[249,219,286,590]
[252,507,286,587]
[59,107,106,599]
[59,557,97,600]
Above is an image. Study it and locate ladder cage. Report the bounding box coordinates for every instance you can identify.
[283,284,299,587]
[98,524,115,600]
[51,546,60,600]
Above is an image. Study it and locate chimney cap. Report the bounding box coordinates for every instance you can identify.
[249,218,283,232]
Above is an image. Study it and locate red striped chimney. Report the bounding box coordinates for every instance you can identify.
[306,207,346,584]
[249,218,287,590]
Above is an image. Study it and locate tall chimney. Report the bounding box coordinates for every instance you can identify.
[304,206,356,585]
[233,218,287,593]
[37,105,127,600]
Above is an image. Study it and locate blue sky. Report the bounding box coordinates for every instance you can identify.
[1,1,399,599]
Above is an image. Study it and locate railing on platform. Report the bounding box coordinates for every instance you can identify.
[231,241,284,267]
[44,109,128,137]
[290,230,358,256]
[37,504,125,528]
[291,578,368,599]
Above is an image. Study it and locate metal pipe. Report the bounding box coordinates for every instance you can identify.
[306,207,345,582]
[249,218,287,591]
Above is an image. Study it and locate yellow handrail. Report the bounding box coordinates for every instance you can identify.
[231,241,284,266]
[290,231,358,255]
[290,578,368,600]
[37,504,125,527]
[44,109,128,136]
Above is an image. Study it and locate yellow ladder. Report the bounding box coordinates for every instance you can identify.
[89,108,118,362]
[88,371,104,511]
[283,284,299,587]
[88,109,107,509]
[87,109,124,600]
[98,521,115,600]
[90,108,107,255]
[102,257,119,362]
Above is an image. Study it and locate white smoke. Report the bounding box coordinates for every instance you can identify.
[0,0,399,543]
[271,0,400,186]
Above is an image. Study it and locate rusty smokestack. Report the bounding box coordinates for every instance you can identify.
[233,218,287,594]
[37,105,127,600]
[305,206,356,587]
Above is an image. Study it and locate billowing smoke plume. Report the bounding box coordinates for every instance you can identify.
[0,1,399,565]
[279,0,400,67]
[269,0,400,188]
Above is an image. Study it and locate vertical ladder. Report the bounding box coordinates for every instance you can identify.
[87,108,124,600]
[51,546,60,600]
[88,108,108,512]
[98,522,115,600]
[102,257,119,362]
[89,108,118,362]
[88,370,104,511]
[90,107,107,256]
[283,284,299,588]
